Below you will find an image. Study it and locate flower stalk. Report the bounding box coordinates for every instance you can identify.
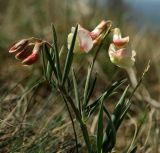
[58,85,92,153]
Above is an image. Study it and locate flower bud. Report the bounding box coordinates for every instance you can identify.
[113,28,129,47]
[92,33,103,46]
[9,39,28,53]
[22,53,39,65]
[108,43,136,69]
[15,44,33,60]
[22,42,41,65]
[90,20,109,45]
[90,20,108,39]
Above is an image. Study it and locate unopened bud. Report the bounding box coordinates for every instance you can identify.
[22,53,39,65]
[92,33,103,46]
[15,44,33,60]
[9,39,28,53]
[90,20,108,39]
[32,42,42,54]
[22,42,42,65]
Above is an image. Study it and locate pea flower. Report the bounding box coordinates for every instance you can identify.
[108,43,136,69]
[22,42,41,65]
[15,44,33,60]
[68,25,93,53]
[68,20,109,53]
[90,20,109,45]
[9,39,29,53]
[9,38,42,65]
[113,28,129,48]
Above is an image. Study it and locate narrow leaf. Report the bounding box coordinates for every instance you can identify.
[51,24,62,81]
[83,64,93,107]
[46,47,55,81]
[44,44,58,79]
[86,73,97,103]
[72,69,81,113]
[86,78,127,117]
[97,96,104,153]
[113,86,129,131]
[59,45,64,57]
[129,146,137,153]
[41,45,47,80]
[62,24,78,85]
[113,85,129,116]
[103,106,116,152]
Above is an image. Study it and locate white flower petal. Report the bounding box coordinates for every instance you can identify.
[77,29,93,53]
[108,44,136,69]
[71,27,76,33]
[67,33,81,53]
[113,28,122,40]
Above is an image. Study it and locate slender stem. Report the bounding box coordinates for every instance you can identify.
[59,86,92,153]
[83,24,112,108]
[80,123,92,153]
[61,93,79,153]
[59,86,81,121]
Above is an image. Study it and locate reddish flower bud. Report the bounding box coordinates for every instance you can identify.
[22,53,39,65]
[32,42,42,54]
[90,20,108,39]
[15,44,33,60]
[22,42,42,65]
[92,33,103,46]
[9,39,28,53]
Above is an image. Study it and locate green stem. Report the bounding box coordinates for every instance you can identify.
[59,86,92,153]
[80,123,92,153]
[93,21,112,65]
[83,23,112,108]
[61,93,79,153]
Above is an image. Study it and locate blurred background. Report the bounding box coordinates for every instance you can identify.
[0,0,160,152]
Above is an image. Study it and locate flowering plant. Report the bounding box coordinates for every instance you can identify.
[8,20,146,153]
